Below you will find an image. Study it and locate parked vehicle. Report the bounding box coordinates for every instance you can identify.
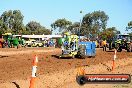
[31,41,43,47]
[25,39,36,47]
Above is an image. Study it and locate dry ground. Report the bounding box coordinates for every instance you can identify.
[0,47,131,88]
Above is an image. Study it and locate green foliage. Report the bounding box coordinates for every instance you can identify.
[126,21,132,32]
[26,21,51,35]
[128,21,132,27]
[0,9,124,38]
[67,11,109,39]
[0,19,5,33]
[99,27,118,40]
[51,18,72,33]
[82,11,109,38]
[129,32,132,36]
[67,22,80,35]
[0,10,24,34]
[0,10,51,35]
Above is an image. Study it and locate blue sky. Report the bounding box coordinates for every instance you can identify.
[0,0,132,34]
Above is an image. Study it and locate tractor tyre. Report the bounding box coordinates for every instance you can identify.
[109,45,111,50]
[79,45,86,59]
[127,43,131,52]
[109,42,112,50]
[116,43,122,52]
[18,44,21,48]
[11,44,14,48]
[72,55,75,59]
[131,43,132,52]
[36,44,39,47]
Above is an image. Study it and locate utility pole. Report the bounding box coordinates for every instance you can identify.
[79,11,83,41]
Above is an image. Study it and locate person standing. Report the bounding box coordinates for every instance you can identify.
[102,40,107,51]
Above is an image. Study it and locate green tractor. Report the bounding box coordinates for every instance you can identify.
[109,34,132,52]
[2,33,25,48]
[59,32,86,59]
[2,33,13,47]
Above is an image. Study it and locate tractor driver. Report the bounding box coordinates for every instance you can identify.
[70,38,76,51]
[64,40,69,49]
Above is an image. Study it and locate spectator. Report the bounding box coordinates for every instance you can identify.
[102,40,107,51]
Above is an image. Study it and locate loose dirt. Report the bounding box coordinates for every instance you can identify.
[0,47,131,88]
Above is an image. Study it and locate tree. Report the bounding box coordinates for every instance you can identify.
[51,18,72,34]
[39,28,52,35]
[67,22,80,34]
[26,21,51,35]
[126,21,132,37]
[26,21,41,34]
[126,21,132,31]
[82,11,109,39]
[0,10,24,34]
[99,27,118,40]
[0,19,4,33]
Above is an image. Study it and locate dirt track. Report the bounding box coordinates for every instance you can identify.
[0,47,131,88]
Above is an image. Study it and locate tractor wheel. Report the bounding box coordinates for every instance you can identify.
[116,43,122,52]
[11,44,14,48]
[62,50,64,55]
[109,43,112,50]
[24,44,27,48]
[18,44,21,48]
[127,43,131,52]
[131,43,132,52]
[36,44,39,47]
[72,55,75,59]
[79,45,86,59]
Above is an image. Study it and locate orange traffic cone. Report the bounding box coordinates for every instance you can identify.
[77,67,85,76]
[112,49,117,71]
[29,55,38,88]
